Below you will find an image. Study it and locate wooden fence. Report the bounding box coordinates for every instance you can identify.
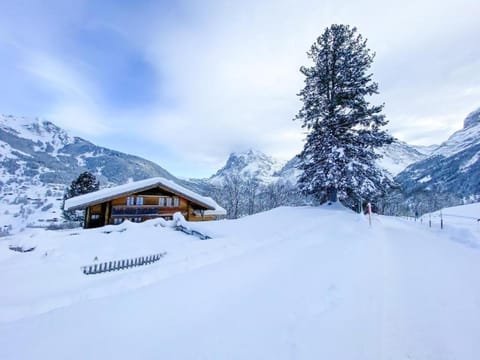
[81,252,167,275]
[9,245,36,253]
[175,225,211,240]
[402,213,480,231]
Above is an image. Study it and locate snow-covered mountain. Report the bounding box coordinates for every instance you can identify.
[0,114,185,233]
[200,139,434,195]
[376,140,436,176]
[2,106,475,231]
[395,108,480,209]
[208,149,287,185]
[204,139,430,188]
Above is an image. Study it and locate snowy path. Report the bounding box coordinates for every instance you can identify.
[1,207,480,359]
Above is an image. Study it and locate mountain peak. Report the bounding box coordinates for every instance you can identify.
[0,114,74,147]
[463,108,480,129]
[210,149,286,184]
[230,148,267,158]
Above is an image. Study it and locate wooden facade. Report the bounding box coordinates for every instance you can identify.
[83,186,222,228]
[64,178,226,229]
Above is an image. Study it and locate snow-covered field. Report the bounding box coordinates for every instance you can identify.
[1,204,480,359]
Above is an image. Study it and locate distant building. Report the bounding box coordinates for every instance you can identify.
[64,177,226,228]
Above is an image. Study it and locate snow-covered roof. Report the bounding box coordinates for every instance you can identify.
[64,177,224,213]
[204,201,227,217]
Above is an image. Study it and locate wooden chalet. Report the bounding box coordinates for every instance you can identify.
[64,177,226,229]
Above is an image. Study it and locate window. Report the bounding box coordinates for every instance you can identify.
[166,197,173,207]
[91,214,100,220]
[126,197,135,205]
[114,218,123,225]
[136,197,144,205]
[173,197,179,207]
[159,197,166,206]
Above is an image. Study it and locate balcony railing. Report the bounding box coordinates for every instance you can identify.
[111,205,182,217]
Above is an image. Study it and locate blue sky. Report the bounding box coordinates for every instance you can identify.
[0,0,479,178]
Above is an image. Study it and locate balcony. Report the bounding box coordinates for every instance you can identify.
[111,205,182,217]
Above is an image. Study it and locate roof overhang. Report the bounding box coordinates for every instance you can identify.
[64,178,216,212]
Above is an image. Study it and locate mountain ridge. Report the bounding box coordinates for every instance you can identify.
[0,114,190,233]
[395,107,480,212]
[1,108,477,232]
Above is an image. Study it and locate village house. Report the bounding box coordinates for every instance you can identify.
[64,177,226,228]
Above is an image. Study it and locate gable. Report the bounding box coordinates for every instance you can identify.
[64,177,217,211]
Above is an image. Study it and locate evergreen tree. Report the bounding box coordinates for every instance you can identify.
[63,171,99,221]
[295,24,393,206]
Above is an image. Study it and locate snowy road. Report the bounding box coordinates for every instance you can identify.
[1,206,480,359]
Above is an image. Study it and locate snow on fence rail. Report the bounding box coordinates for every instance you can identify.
[171,212,211,240]
[9,245,36,253]
[81,252,167,275]
[175,224,211,240]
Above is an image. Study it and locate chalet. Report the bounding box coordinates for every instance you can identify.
[64,177,226,229]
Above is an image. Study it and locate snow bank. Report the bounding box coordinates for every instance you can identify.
[1,205,480,360]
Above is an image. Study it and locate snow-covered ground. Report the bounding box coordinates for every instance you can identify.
[1,204,480,359]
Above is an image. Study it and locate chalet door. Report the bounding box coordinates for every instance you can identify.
[90,204,106,228]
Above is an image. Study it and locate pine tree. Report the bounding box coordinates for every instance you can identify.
[63,171,99,221]
[65,171,100,198]
[295,24,393,207]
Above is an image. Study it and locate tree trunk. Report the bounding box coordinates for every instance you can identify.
[327,188,338,203]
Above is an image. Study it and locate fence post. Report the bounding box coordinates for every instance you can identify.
[440,210,443,230]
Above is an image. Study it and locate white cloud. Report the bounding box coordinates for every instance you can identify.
[19,52,110,136]
[134,0,480,170]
